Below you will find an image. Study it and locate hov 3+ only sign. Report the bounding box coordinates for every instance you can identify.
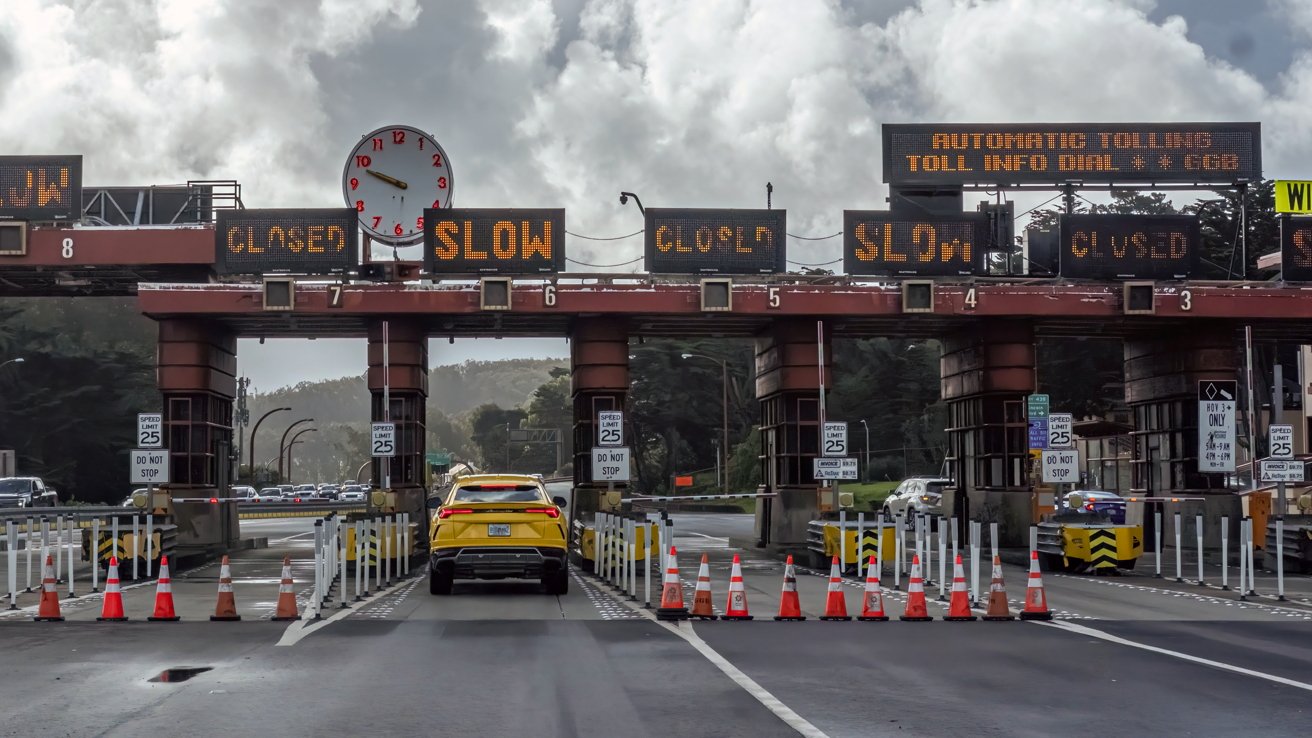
[130,448,170,485]
[1197,380,1237,473]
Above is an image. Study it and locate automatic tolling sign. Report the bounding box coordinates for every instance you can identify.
[424,208,564,274]
[1058,214,1199,279]
[216,208,358,275]
[843,211,985,276]
[883,123,1261,186]
[0,155,82,221]
[644,208,785,274]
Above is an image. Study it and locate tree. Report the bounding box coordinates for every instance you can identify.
[1183,179,1277,280]
[468,404,528,470]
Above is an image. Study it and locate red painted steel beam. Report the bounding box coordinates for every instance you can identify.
[14,225,214,266]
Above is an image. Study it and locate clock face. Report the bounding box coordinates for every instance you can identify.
[342,124,453,244]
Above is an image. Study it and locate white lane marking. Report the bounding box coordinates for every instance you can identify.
[677,531,724,541]
[1041,620,1312,693]
[598,579,830,738]
[271,532,316,544]
[275,575,420,647]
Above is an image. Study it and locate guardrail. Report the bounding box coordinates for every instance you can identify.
[238,501,368,518]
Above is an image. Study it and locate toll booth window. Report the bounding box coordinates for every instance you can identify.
[453,485,544,502]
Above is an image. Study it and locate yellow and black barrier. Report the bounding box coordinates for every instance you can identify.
[573,519,659,571]
[1037,521,1143,573]
[806,521,899,569]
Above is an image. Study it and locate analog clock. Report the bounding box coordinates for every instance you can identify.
[342,124,453,244]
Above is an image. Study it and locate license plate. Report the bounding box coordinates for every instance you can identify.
[488,523,511,537]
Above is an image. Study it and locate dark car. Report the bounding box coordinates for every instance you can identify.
[1065,490,1126,524]
[0,477,58,508]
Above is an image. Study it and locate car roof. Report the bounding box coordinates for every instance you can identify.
[452,473,545,488]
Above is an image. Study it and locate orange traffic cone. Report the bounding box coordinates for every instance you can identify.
[210,555,241,622]
[656,546,687,620]
[899,554,933,621]
[983,555,1015,621]
[97,556,128,621]
[773,554,806,621]
[722,553,753,620]
[272,555,301,621]
[857,556,889,621]
[33,551,63,622]
[945,554,977,621]
[689,553,717,620]
[819,555,852,621]
[1020,550,1053,621]
[147,555,180,621]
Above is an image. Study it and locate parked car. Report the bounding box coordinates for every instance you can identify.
[882,476,951,526]
[0,477,59,508]
[1064,490,1127,524]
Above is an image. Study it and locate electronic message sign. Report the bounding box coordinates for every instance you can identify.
[0,155,82,221]
[1058,214,1199,279]
[423,208,564,274]
[883,123,1261,186]
[1280,215,1312,282]
[843,211,986,276]
[215,208,358,275]
[644,208,785,274]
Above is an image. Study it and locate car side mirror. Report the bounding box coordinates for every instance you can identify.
[552,496,567,508]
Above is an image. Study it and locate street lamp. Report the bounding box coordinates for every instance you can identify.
[859,419,871,482]
[248,406,291,480]
[682,352,729,494]
[278,418,314,481]
[283,427,318,483]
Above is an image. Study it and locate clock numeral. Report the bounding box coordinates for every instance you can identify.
[371,138,383,151]
[438,177,448,189]
[355,200,365,212]
[394,223,403,236]
[431,200,442,209]
[416,216,424,229]
[355,155,371,168]
[432,153,443,167]
[418,138,425,150]
[372,216,382,229]
[392,130,406,145]
[349,177,359,191]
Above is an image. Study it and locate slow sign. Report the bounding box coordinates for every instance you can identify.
[0,155,82,221]
[216,208,358,275]
[1058,214,1199,279]
[644,208,785,274]
[423,208,564,274]
[844,211,985,276]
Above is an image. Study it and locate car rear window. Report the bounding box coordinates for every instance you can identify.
[925,482,948,496]
[452,484,545,503]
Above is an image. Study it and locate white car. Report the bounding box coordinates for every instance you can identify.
[882,477,951,526]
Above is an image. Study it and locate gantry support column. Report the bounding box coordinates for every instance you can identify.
[755,319,832,549]
[367,320,428,528]
[940,320,1035,546]
[1124,332,1240,545]
[157,319,237,550]
[570,318,629,523]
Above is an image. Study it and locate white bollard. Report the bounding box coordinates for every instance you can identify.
[66,520,76,598]
[916,515,926,583]
[1029,524,1038,556]
[6,520,17,609]
[893,515,902,590]
[54,515,62,584]
[970,521,981,605]
[312,521,323,616]
[839,510,847,577]
[131,516,140,580]
[1195,513,1205,585]
[857,512,866,578]
[91,517,100,593]
[990,522,999,563]
[924,516,933,584]
[109,517,119,591]
[644,519,652,607]
[1154,510,1163,578]
[356,520,366,599]
[1276,517,1286,601]
[1174,511,1183,582]
[1220,516,1229,591]
[938,519,948,601]
[25,516,34,593]
[403,512,411,577]
[1238,518,1249,600]
[145,513,154,578]
[339,520,349,608]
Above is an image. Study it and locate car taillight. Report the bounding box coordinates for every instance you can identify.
[1085,503,1094,511]
[438,508,474,519]
[294,497,302,503]
[524,507,560,518]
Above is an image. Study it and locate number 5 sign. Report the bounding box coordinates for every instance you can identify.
[371,422,396,457]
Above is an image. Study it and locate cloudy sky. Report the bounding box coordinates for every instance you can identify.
[3,0,1311,391]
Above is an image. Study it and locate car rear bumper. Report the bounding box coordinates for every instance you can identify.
[431,546,567,580]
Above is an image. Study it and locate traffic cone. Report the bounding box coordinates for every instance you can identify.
[773,554,806,621]
[819,555,852,621]
[945,554,977,621]
[147,555,180,621]
[857,556,889,621]
[272,555,301,621]
[210,555,241,622]
[722,553,753,620]
[983,555,1015,621]
[33,551,63,622]
[898,554,933,621]
[688,553,717,620]
[96,557,128,621]
[1020,550,1053,621]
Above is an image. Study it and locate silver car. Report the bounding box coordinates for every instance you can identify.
[882,477,951,526]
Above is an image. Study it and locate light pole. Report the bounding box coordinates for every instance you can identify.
[277,418,314,481]
[682,353,729,494]
[859,419,871,482]
[248,406,291,482]
[283,427,318,483]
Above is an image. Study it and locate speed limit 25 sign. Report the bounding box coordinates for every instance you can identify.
[137,413,163,449]
[597,411,623,447]
[371,422,396,457]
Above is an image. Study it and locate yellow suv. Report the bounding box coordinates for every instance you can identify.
[428,474,569,595]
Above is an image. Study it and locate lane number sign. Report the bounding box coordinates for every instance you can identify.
[371,422,396,457]
[137,413,163,449]
[598,411,624,447]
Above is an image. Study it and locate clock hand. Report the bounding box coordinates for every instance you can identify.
[365,169,409,190]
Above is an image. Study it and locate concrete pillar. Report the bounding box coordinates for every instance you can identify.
[940,320,1035,546]
[156,319,237,549]
[754,319,832,548]
[570,318,629,520]
[366,320,428,522]
[1124,333,1241,544]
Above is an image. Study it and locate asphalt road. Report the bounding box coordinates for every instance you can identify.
[2,513,1310,737]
